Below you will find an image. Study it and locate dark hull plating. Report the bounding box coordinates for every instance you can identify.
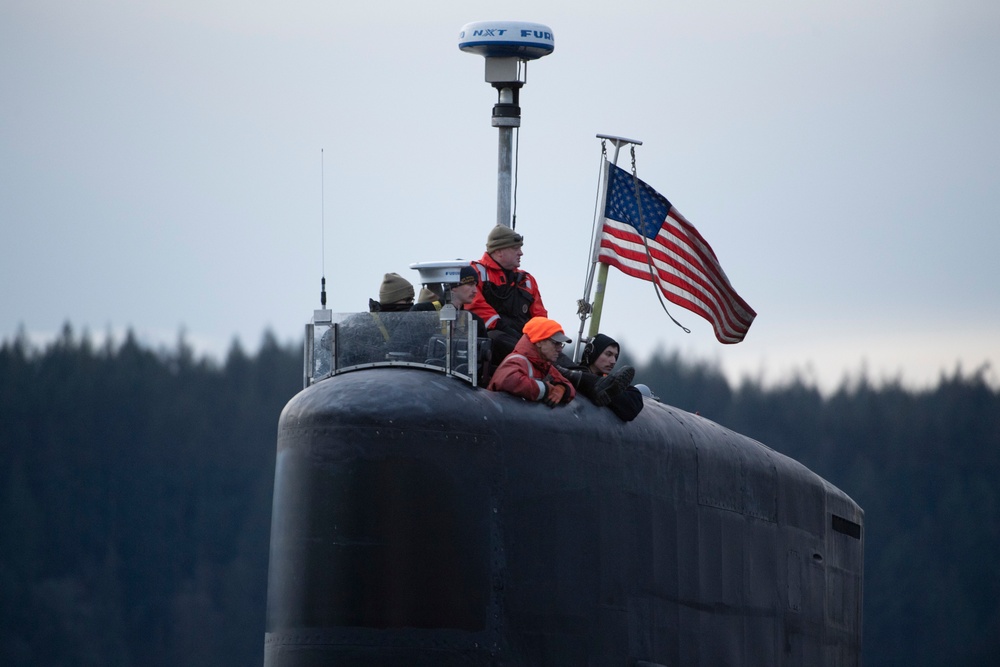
[264,368,863,666]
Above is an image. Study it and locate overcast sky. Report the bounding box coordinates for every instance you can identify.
[2,0,998,392]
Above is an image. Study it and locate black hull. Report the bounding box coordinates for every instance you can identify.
[264,368,863,666]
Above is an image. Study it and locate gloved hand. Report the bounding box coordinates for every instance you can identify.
[543,381,566,407]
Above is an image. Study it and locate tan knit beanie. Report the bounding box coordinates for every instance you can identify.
[486,225,524,254]
[379,273,414,304]
[416,286,440,303]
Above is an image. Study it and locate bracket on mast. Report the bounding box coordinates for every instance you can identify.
[596,133,643,147]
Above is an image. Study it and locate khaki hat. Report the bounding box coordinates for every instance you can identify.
[379,272,414,304]
[522,316,572,344]
[416,286,440,303]
[486,225,524,254]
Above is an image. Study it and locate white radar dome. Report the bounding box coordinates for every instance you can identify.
[458,21,554,60]
[410,260,470,285]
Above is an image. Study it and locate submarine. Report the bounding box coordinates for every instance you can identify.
[263,21,864,667]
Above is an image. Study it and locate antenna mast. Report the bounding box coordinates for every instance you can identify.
[459,21,554,229]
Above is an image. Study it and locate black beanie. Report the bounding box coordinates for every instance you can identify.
[584,333,619,366]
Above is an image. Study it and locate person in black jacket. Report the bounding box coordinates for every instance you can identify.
[411,265,491,382]
[561,333,644,422]
[411,265,488,338]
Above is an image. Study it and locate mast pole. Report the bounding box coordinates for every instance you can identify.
[574,134,641,361]
[494,84,519,228]
[459,22,554,230]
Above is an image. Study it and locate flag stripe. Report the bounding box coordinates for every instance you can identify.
[598,230,748,344]
[599,248,742,343]
[598,241,744,343]
[601,217,755,333]
[599,221,754,342]
[599,163,756,343]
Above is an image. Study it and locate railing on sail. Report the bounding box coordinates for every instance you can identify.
[303,309,486,389]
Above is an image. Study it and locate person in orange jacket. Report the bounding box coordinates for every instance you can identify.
[469,225,547,362]
[487,317,575,407]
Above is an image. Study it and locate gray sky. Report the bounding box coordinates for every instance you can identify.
[3,0,998,392]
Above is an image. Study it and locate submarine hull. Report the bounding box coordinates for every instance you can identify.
[264,368,863,666]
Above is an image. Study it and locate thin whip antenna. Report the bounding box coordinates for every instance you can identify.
[511,125,520,230]
[320,148,327,308]
[511,61,523,231]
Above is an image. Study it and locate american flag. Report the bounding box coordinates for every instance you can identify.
[598,162,756,344]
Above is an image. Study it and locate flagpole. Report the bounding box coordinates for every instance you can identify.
[573,134,641,361]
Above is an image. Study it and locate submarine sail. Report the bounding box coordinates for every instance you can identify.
[262,20,863,667]
[263,311,863,666]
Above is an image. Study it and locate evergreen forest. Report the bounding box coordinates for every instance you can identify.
[1,325,997,666]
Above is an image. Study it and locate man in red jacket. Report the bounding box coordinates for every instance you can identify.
[469,225,547,362]
[487,317,575,407]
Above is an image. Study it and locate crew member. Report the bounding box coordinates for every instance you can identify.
[488,317,575,407]
[369,272,414,312]
[412,266,488,336]
[412,266,491,381]
[564,333,643,421]
[469,225,546,362]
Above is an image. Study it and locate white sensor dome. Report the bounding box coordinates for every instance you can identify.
[458,21,554,60]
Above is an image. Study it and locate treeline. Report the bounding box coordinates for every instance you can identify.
[1,327,997,666]
[0,326,299,667]
[635,351,1000,666]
